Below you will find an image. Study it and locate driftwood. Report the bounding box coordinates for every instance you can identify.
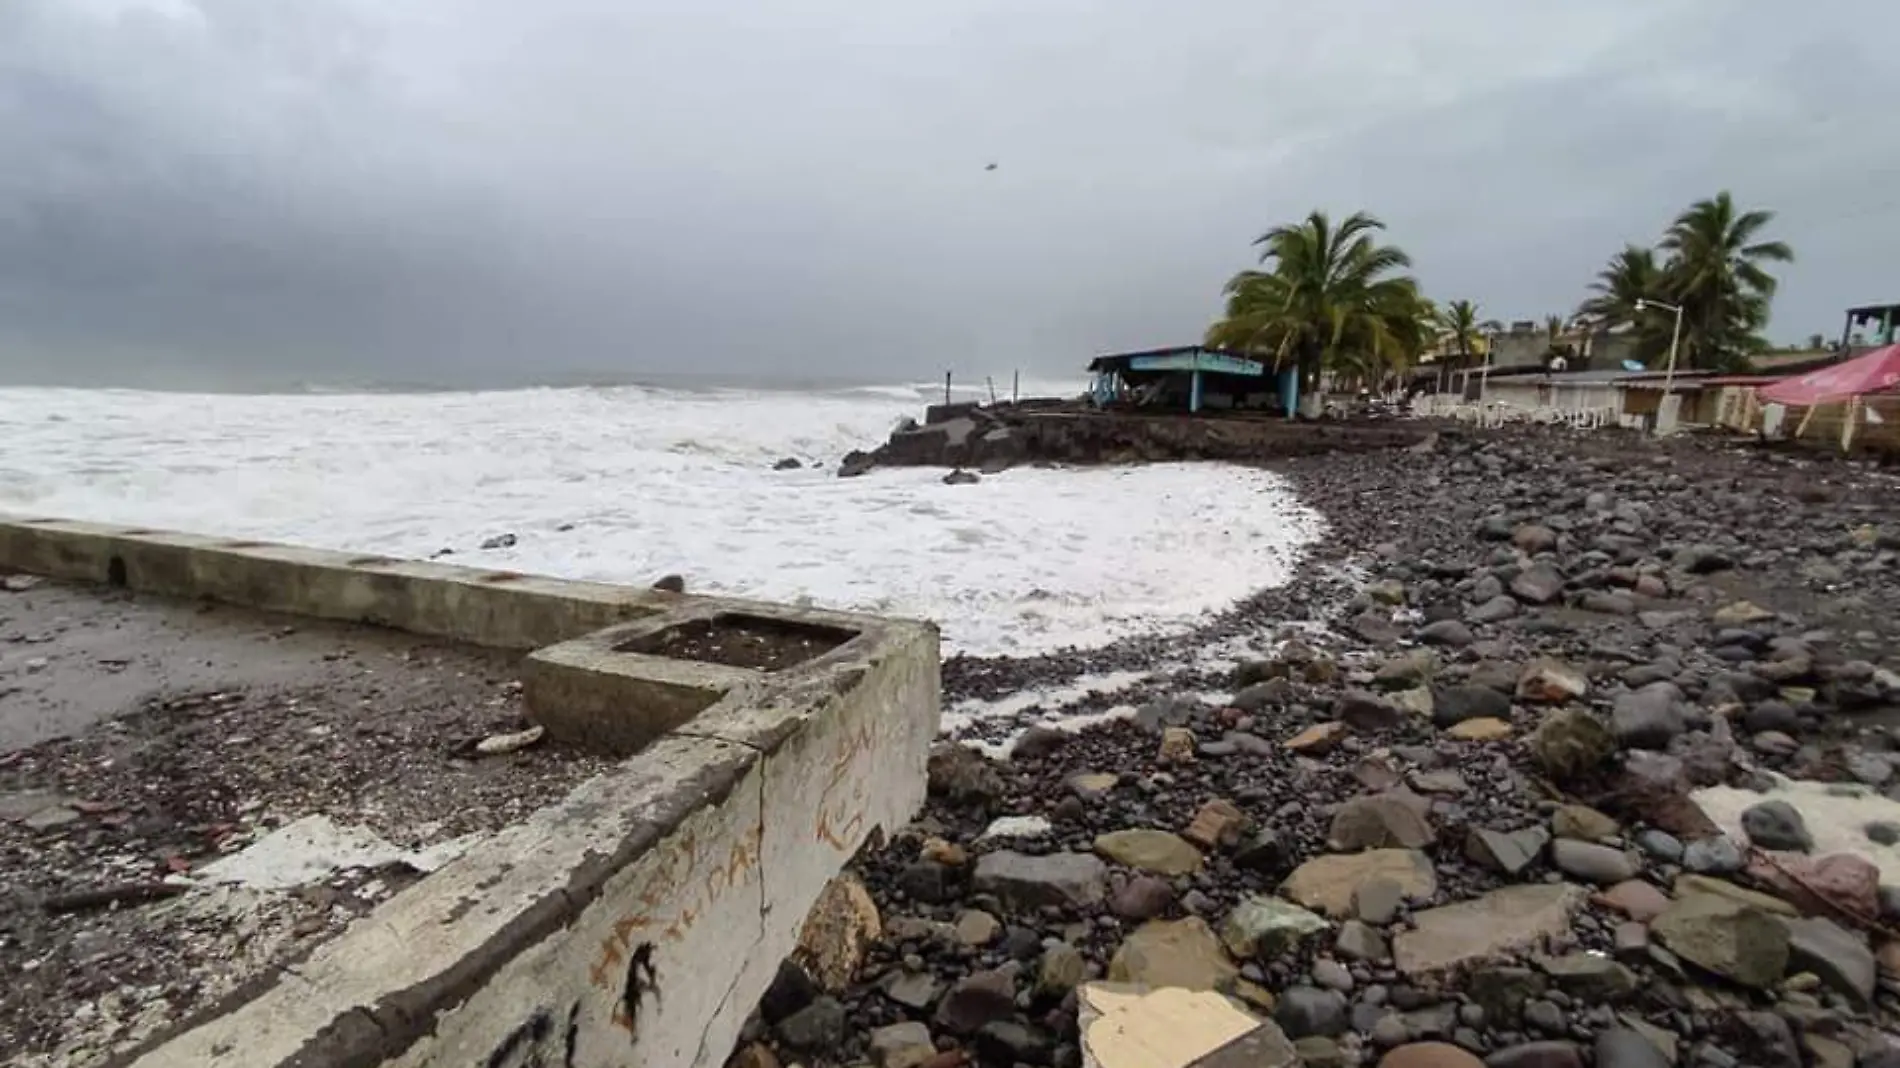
[42,881,188,915]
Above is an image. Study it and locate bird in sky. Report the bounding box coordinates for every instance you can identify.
[985,162,998,171]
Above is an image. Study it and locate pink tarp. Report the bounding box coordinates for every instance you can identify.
[1759,344,1900,406]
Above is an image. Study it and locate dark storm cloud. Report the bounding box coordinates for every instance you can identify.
[1,0,1895,387]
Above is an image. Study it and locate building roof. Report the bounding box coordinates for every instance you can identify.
[1087,345,1269,375]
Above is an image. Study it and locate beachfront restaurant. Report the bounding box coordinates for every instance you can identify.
[1087,346,1300,416]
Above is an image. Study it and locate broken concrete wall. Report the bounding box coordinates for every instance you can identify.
[0,516,940,1068]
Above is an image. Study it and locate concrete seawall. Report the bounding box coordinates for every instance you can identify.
[0,516,941,1068]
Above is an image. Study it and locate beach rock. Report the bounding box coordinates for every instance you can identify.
[1634,829,1684,863]
[1783,915,1876,1008]
[1367,578,1408,605]
[1183,798,1250,849]
[1486,1042,1584,1068]
[1740,799,1813,852]
[1681,835,1744,874]
[1335,919,1390,962]
[1375,651,1437,690]
[1232,679,1294,711]
[1376,1042,1483,1067]
[1517,660,1588,704]
[1234,829,1294,877]
[1592,1028,1671,1068]
[942,468,980,485]
[1012,725,1071,760]
[1673,873,1797,915]
[1106,917,1236,990]
[1713,600,1776,626]
[1593,880,1670,922]
[1432,685,1511,728]
[1094,830,1202,876]
[1036,943,1088,999]
[837,450,874,477]
[793,872,882,991]
[1109,875,1176,921]
[1578,590,1638,616]
[1729,1011,1800,1068]
[1649,894,1789,988]
[1329,795,1435,851]
[1745,850,1879,917]
[1220,896,1329,959]
[1513,524,1559,554]
[1339,691,1407,731]
[1156,727,1196,764]
[1511,565,1565,605]
[1550,804,1618,841]
[974,1021,1054,1065]
[1076,985,1298,1068]
[928,744,1005,806]
[1537,952,1637,1001]
[1419,620,1475,649]
[1446,717,1512,742]
[1393,884,1585,978]
[1274,987,1349,1039]
[1675,544,1734,574]
[1548,839,1639,884]
[1465,826,1549,876]
[1467,595,1520,624]
[1529,708,1615,781]
[869,1023,937,1068]
[954,909,999,947]
[1288,721,1350,755]
[1283,849,1437,918]
[882,970,942,1010]
[1353,877,1405,925]
[776,996,847,1052]
[1391,687,1436,720]
[972,851,1107,910]
[933,967,1016,1034]
[1610,683,1685,750]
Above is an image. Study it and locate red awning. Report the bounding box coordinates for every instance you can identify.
[1758,344,1900,406]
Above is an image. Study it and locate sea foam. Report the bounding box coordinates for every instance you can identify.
[0,382,1323,657]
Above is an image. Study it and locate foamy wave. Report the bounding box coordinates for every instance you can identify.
[0,383,1319,657]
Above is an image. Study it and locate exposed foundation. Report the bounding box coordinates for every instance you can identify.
[0,516,940,1068]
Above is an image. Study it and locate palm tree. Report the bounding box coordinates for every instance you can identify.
[1206,210,1422,409]
[1576,245,1673,367]
[1434,299,1501,390]
[1657,191,1793,370]
[1578,245,1663,332]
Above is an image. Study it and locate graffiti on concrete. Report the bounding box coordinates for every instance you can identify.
[588,816,763,1035]
[813,708,895,853]
[482,1003,580,1068]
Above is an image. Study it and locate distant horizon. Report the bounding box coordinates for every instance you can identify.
[0,363,1088,397]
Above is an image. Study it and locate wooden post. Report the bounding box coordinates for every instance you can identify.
[1795,402,1819,440]
[1012,371,1019,404]
[944,371,952,406]
[986,376,996,405]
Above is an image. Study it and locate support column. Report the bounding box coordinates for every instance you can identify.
[1190,370,1203,413]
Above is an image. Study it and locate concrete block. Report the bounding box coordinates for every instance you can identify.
[0,515,942,1068]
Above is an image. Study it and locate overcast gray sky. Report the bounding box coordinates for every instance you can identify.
[2,0,1895,389]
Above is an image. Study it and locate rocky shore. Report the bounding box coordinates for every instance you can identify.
[835,404,1428,481]
[740,426,1900,1068]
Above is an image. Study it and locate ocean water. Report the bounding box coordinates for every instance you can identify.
[0,382,1324,657]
